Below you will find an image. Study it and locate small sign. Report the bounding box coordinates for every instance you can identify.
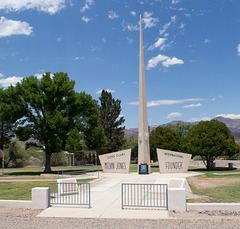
[139,163,148,174]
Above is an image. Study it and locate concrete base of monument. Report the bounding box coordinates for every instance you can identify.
[38,172,201,219]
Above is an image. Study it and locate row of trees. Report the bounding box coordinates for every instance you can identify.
[149,120,239,170]
[0,73,125,172]
[0,72,238,171]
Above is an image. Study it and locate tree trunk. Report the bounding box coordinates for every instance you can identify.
[44,153,52,173]
[206,159,214,171]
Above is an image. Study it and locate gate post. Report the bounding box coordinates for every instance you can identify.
[32,187,50,209]
[168,178,186,211]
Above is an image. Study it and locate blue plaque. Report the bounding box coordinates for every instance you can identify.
[139,163,149,174]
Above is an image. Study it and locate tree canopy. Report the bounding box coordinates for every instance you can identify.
[98,90,125,154]
[149,126,183,161]
[184,119,239,170]
[13,72,105,172]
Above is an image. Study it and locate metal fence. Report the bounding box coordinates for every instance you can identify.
[122,183,168,210]
[49,182,91,208]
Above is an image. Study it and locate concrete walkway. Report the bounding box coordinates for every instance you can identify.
[38,172,201,219]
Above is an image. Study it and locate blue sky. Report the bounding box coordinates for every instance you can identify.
[0,0,240,128]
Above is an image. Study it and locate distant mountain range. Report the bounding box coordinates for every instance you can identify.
[124,117,240,141]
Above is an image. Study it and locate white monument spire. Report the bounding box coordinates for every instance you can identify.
[138,15,151,174]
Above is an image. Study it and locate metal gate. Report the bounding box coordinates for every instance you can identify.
[122,183,168,210]
[49,182,91,208]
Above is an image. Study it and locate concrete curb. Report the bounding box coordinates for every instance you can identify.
[187,203,240,211]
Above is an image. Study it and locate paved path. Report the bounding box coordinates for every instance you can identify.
[38,172,201,219]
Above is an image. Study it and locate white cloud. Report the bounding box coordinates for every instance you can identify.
[183,103,202,108]
[96,89,115,94]
[148,38,167,51]
[204,39,211,43]
[216,114,240,119]
[130,11,136,16]
[188,117,211,122]
[147,54,168,69]
[108,10,119,19]
[162,57,184,68]
[0,76,23,87]
[0,73,4,78]
[81,16,91,23]
[147,54,183,69]
[34,73,54,79]
[179,23,185,29]
[122,21,139,31]
[160,15,176,35]
[0,0,65,14]
[142,12,158,29]
[80,0,94,13]
[0,17,33,37]
[56,36,62,42]
[74,56,83,60]
[102,38,106,43]
[147,98,203,107]
[164,112,182,119]
[34,73,43,79]
[172,0,181,4]
[211,95,223,101]
[128,98,204,107]
[237,44,240,55]
[126,37,133,44]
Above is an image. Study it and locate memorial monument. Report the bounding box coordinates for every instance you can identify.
[99,149,131,173]
[157,149,192,173]
[138,15,151,174]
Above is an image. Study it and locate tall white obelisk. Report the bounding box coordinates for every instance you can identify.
[138,15,151,174]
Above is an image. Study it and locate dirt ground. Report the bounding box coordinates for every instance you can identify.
[1,207,240,220]
[187,175,240,190]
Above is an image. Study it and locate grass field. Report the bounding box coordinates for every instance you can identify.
[1,165,240,203]
[187,168,240,203]
[0,179,93,200]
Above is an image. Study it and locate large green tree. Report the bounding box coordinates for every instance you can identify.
[149,126,183,161]
[14,72,105,172]
[0,87,24,169]
[98,90,125,154]
[184,119,239,170]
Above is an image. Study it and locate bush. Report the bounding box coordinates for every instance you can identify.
[4,140,29,167]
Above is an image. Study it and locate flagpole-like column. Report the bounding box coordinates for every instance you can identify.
[138,15,151,174]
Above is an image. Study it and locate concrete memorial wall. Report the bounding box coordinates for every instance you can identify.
[157,148,192,173]
[99,149,131,173]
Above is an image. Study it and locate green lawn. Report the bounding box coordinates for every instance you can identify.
[189,168,240,178]
[188,181,240,203]
[0,179,93,200]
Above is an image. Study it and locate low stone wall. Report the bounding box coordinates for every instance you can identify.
[187,203,240,211]
[0,200,32,208]
[0,187,49,209]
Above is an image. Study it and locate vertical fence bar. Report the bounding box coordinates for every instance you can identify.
[88,183,91,208]
[121,184,123,209]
